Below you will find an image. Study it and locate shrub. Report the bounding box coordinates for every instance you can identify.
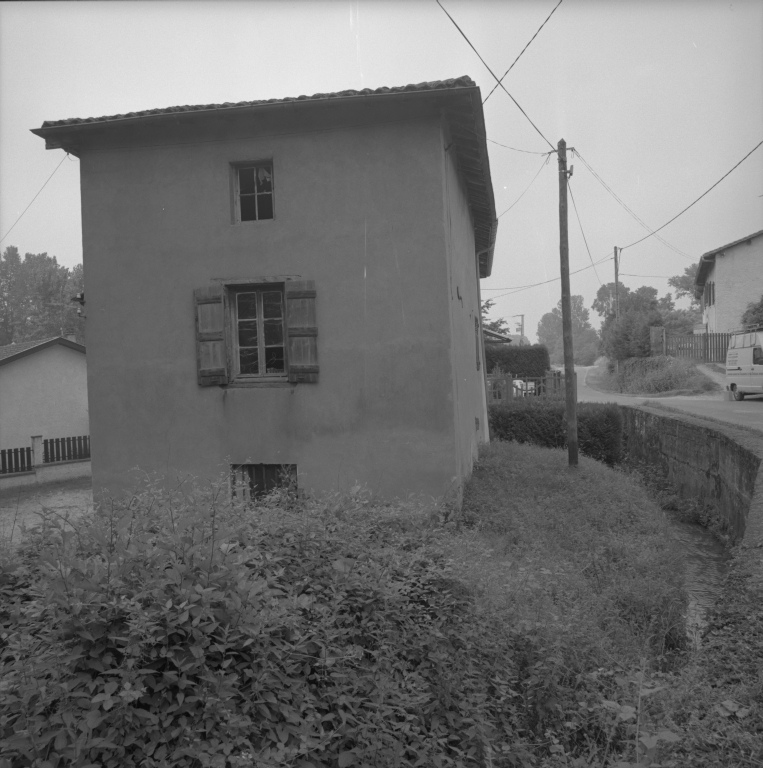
[616,356,717,394]
[0,482,531,768]
[484,344,550,377]
[488,399,623,465]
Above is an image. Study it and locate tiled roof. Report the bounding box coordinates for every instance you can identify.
[0,337,85,367]
[0,337,59,362]
[39,76,477,128]
[694,229,763,296]
[33,75,498,276]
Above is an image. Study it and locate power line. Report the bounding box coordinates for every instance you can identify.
[620,138,763,254]
[620,273,671,278]
[0,154,69,245]
[486,137,552,156]
[498,155,550,218]
[567,178,602,285]
[571,149,691,259]
[483,0,564,105]
[485,255,612,300]
[436,0,555,151]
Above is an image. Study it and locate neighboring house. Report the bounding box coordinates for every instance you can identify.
[32,77,498,502]
[483,328,513,345]
[694,230,763,332]
[0,337,89,450]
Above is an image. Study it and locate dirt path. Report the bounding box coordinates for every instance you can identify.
[0,477,93,544]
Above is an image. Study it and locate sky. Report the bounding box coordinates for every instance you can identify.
[1,0,761,341]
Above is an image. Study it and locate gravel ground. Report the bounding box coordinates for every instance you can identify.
[0,476,93,544]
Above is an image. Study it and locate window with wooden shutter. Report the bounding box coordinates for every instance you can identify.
[194,286,229,386]
[285,280,319,383]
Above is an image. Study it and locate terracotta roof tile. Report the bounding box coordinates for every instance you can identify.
[0,337,60,362]
[40,76,477,128]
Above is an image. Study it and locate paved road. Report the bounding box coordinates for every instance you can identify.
[575,365,763,434]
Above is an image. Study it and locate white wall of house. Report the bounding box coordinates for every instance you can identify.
[0,344,89,450]
[702,236,763,332]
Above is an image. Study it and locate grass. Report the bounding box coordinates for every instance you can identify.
[1,444,759,766]
[588,356,719,396]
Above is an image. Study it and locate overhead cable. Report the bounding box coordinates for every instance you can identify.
[0,154,69,245]
[567,179,602,285]
[498,155,550,218]
[435,0,556,151]
[619,139,763,254]
[483,0,565,105]
[572,149,691,259]
[486,255,612,300]
[487,137,552,156]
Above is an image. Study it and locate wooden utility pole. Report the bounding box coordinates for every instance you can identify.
[557,139,578,467]
[613,246,620,320]
[613,246,620,374]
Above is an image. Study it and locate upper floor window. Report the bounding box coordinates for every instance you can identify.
[234,163,273,222]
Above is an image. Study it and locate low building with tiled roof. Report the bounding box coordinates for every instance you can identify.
[0,336,88,453]
[32,77,500,502]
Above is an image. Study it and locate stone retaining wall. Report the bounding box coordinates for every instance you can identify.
[620,405,763,544]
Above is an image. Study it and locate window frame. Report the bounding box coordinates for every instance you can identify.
[231,161,275,224]
[227,282,288,382]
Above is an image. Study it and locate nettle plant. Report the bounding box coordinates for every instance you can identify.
[0,479,530,768]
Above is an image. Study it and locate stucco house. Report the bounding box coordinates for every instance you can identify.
[0,336,89,451]
[694,229,763,332]
[31,76,498,502]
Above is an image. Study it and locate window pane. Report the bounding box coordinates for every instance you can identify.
[237,293,258,320]
[257,193,273,220]
[238,320,259,347]
[239,167,255,195]
[264,318,283,346]
[239,347,259,374]
[262,291,283,319]
[240,195,257,221]
[256,166,273,193]
[265,347,285,373]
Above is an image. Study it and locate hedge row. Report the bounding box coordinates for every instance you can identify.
[488,400,623,465]
[484,344,550,378]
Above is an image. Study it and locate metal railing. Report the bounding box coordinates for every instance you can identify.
[486,371,568,404]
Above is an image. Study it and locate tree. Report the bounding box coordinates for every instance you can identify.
[668,263,700,309]
[741,294,763,327]
[537,295,599,365]
[0,246,84,346]
[480,299,510,335]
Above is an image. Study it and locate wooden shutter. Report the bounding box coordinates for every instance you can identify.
[285,280,319,383]
[194,286,229,386]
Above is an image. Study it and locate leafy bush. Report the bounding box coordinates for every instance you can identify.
[0,482,533,768]
[616,356,717,394]
[484,344,550,377]
[488,399,623,465]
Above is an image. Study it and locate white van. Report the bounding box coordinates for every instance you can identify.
[726,328,763,400]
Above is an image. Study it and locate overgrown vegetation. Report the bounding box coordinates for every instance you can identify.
[488,400,623,465]
[1,444,693,767]
[591,356,718,396]
[741,293,763,327]
[484,344,550,378]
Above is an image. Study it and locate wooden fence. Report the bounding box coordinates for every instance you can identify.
[0,446,34,475]
[650,327,731,363]
[44,435,90,464]
[486,371,569,405]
